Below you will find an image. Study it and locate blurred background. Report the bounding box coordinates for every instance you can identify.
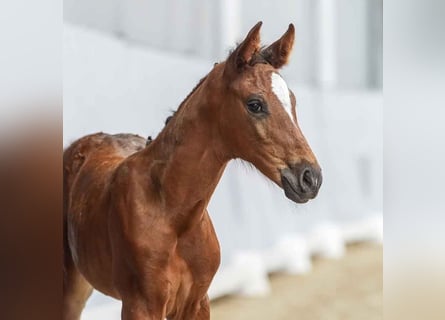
[63,0,382,319]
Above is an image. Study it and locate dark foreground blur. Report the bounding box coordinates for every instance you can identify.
[1,0,62,317]
[0,117,62,320]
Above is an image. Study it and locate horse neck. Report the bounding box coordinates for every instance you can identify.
[138,79,229,222]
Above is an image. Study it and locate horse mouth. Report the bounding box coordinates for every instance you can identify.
[281,174,310,204]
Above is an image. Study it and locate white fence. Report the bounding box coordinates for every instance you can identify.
[63,24,382,318]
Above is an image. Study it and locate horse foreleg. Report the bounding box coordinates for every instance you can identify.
[194,295,211,320]
[120,291,168,320]
[63,261,93,320]
[169,295,210,320]
[117,271,170,320]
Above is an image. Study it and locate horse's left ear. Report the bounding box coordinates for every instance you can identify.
[261,24,295,69]
[225,21,262,77]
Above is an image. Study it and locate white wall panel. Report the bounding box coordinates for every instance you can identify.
[64,0,382,89]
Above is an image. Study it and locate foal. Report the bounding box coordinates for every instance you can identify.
[63,22,322,320]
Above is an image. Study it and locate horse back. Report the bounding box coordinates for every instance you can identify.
[64,132,147,206]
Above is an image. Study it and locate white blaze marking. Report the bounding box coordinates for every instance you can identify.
[271,73,295,125]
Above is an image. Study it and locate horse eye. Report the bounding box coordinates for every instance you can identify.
[247,100,264,113]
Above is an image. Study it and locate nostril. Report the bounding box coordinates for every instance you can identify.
[303,170,312,186]
[300,168,314,193]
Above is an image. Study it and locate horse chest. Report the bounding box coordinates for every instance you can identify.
[172,217,221,288]
[166,227,220,314]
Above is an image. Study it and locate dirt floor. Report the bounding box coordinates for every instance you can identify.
[210,243,382,320]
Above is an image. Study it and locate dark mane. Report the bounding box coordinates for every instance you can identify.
[162,45,271,130]
[178,75,208,110]
[164,75,208,125]
[250,50,271,66]
[226,44,271,67]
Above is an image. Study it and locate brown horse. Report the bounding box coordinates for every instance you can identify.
[63,22,322,320]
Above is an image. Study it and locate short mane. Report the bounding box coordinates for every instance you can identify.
[164,75,208,125]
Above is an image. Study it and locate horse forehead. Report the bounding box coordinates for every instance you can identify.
[270,72,295,125]
[236,64,273,86]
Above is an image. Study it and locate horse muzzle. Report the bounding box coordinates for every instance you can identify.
[280,162,322,204]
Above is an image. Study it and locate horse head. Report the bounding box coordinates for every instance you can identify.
[206,22,322,203]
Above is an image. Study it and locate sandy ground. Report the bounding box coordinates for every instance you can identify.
[210,243,382,320]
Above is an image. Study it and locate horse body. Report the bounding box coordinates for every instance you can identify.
[64,129,222,319]
[64,22,322,320]
[64,133,145,299]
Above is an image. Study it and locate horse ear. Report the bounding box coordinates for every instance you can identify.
[261,23,295,69]
[225,21,262,75]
